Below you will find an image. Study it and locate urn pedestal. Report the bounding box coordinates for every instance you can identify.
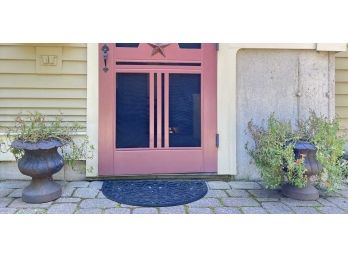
[12,140,64,203]
[282,141,321,201]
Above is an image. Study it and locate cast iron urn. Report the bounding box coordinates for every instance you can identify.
[282,140,321,201]
[11,139,64,203]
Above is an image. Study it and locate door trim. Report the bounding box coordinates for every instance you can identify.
[98,44,216,175]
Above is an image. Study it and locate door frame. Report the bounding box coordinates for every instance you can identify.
[97,43,217,176]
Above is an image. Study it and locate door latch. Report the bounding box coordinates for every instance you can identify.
[102,44,109,72]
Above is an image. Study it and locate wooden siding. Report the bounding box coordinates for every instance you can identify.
[0,44,87,131]
[336,49,348,140]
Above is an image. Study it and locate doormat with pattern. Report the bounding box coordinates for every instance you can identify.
[101,180,208,207]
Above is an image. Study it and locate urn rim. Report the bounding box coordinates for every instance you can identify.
[11,138,65,150]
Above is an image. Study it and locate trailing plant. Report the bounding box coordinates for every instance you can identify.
[3,112,94,172]
[341,158,348,180]
[246,114,306,189]
[297,112,346,192]
[246,112,346,192]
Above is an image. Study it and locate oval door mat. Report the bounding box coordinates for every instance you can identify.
[101,180,208,207]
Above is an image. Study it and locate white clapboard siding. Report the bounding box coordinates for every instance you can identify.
[336,49,348,138]
[0,74,86,88]
[0,44,87,132]
[0,121,86,128]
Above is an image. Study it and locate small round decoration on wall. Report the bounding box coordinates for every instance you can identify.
[101,180,208,207]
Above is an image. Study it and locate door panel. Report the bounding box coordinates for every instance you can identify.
[99,43,217,175]
[169,73,201,147]
[116,73,150,148]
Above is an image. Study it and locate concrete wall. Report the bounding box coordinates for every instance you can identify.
[236,49,335,180]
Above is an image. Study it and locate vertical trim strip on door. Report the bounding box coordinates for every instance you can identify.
[149,72,155,149]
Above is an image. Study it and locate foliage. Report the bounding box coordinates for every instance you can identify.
[341,158,348,180]
[246,114,306,189]
[297,112,345,192]
[246,112,346,192]
[3,112,94,171]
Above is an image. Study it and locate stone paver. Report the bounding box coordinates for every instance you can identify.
[17,208,47,214]
[76,208,103,214]
[97,192,106,199]
[159,206,186,214]
[120,203,136,208]
[104,208,131,214]
[338,190,348,198]
[1,180,348,214]
[80,199,117,209]
[222,197,260,207]
[187,198,221,208]
[262,202,293,214]
[248,189,282,199]
[8,198,51,209]
[255,198,280,202]
[61,186,76,197]
[339,184,348,191]
[280,198,321,207]
[55,197,81,203]
[73,188,99,198]
[316,198,336,207]
[225,189,250,197]
[242,207,267,214]
[89,181,103,190]
[67,181,90,188]
[0,188,13,198]
[188,207,213,214]
[207,181,230,190]
[325,197,348,210]
[205,190,228,198]
[214,207,241,214]
[0,208,17,214]
[47,203,77,214]
[228,181,262,190]
[318,206,346,214]
[8,188,22,198]
[0,181,29,189]
[1,198,14,208]
[133,208,158,214]
[291,207,319,214]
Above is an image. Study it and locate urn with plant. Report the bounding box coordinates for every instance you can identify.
[3,112,94,203]
[246,112,346,200]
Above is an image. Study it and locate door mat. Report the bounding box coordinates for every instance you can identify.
[101,180,208,207]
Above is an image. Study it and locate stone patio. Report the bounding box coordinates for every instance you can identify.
[1,180,348,214]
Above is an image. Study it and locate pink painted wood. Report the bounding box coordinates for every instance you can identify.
[99,43,217,175]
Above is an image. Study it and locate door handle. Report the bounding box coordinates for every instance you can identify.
[102,44,109,72]
[169,127,179,134]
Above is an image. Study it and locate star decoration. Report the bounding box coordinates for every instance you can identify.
[148,43,171,57]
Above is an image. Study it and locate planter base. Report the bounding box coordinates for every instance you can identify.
[22,177,62,203]
[282,183,319,201]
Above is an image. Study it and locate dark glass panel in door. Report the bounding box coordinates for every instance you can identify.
[116,73,149,148]
[169,74,201,147]
[178,43,201,49]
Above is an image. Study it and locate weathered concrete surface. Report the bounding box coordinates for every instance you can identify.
[236,49,335,180]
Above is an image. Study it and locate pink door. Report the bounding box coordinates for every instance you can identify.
[99,43,217,175]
